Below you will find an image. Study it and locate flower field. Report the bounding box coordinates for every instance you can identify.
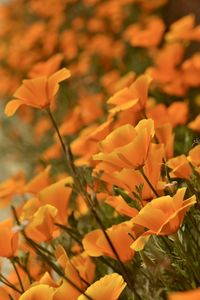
[0,0,200,299]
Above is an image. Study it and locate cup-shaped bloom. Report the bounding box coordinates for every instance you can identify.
[78,273,126,300]
[0,218,18,258]
[19,284,55,300]
[93,119,154,170]
[5,68,71,116]
[83,221,136,262]
[107,74,152,114]
[131,188,196,251]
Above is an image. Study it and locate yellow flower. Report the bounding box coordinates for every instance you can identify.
[78,273,126,300]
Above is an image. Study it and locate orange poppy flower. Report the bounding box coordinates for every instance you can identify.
[0,218,18,258]
[168,288,200,300]
[124,16,165,48]
[188,144,200,167]
[28,53,63,78]
[106,195,138,218]
[54,246,89,300]
[83,221,136,262]
[182,53,200,87]
[131,188,196,251]
[188,114,200,132]
[167,155,192,180]
[166,14,200,43]
[78,273,126,300]
[25,204,58,242]
[4,68,71,116]
[93,119,155,170]
[19,284,55,300]
[113,142,164,200]
[107,74,152,114]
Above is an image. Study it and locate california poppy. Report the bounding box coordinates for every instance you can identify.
[93,119,155,170]
[4,68,70,116]
[131,188,196,251]
[78,273,126,300]
[83,221,136,262]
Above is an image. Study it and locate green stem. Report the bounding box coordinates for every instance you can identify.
[139,167,159,197]
[11,259,24,293]
[0,274,22,294]
[173,232,200,283]
[11,206,93,300]
[47,109,138,296]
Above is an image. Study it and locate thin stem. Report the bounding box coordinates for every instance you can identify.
[172,232,200,283]
[11,260,25,293]
[46,108,66,156]
[55,223,83,246]
[0,274,22,294]
[47,109,139,296]
[16,260,33,284]
[139,168,159,197]
[11,206,93,300]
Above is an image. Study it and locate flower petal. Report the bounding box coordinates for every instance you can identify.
[4,99,24,116]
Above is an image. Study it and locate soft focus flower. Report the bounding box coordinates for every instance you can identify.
[0,218,18,258]
[4,68,71,116]
[165,14,200,42]
[124,16,165,48]
[188,114,200,132]
[0,171,25,207]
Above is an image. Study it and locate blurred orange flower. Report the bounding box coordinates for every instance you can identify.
[5,68,70,116]
[0,218,18,258]
[168,288,200,300]
[124,16,165,48]
[166,14,200,43]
